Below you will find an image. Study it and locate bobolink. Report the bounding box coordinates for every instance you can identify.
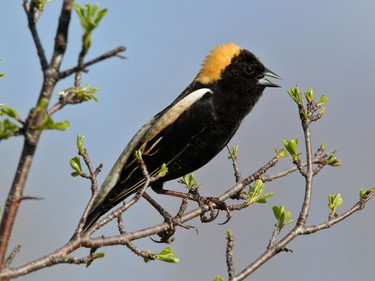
[82,43,280,232]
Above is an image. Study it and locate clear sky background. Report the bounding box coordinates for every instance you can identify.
[1,1,375,280]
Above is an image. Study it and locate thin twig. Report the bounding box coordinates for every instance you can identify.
[59,46,126,79]
[227,145,242,184]
[242,155,280,186]
[2,245,21,269]
[23,1,48,71]
[124,239,155,261]
[71,148,102,238]
[303,191,375,234]
[266,227,280,249]
[226,230,235,280]
[296,118,313,227]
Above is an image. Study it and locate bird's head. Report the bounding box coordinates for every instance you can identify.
[194,43,280,91]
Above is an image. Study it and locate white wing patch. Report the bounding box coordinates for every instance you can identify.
[144,88,213,142]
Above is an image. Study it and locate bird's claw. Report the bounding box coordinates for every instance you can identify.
[195,195,232,224]
[151,214,196,243]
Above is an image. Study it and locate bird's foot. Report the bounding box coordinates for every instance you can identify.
[189,189,232,224]
[151,213,196,243]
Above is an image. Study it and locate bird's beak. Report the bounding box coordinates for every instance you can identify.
[258,68,281,88]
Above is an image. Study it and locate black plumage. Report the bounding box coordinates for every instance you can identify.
[82,43,280,232]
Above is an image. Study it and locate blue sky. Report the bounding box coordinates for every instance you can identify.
[1,1,375,280]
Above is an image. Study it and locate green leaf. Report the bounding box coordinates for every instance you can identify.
[155,247,180,263]
[213,277,225,281]
[227,228,232,237]
[317,95,329,107]
[0,106,19,119]
[275,148,288,159]
[272,206,295,229]
[320,142,326,150]
[177,173,200,190]
[0,119,20,139]
[70,156,82,176]
[69,84,99,103]
[359,188,367,199]
[33,98,70,131]
[158,163,168,178]
[247,179,273,205]
[51,120,70,131]
[70,171,81,177]
[319,106,326,116]
[73,3,107,53]
[76,134,85,154]
[73,3,86,28]
[326,154,341,167]
[134,150,143,160]
[143,250,152,263]
[95,8,108,25]
[255,192,274,203]
[283,138,300,160]
[227,145,239,160]
[86,252,105,268]
[287,86,303,105]
[328,193,343,214]
[38,115,69,131]
[304,88,314,103]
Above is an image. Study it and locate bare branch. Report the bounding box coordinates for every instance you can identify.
[71,148,103,238]
[0,1,77,265]
[303,190,375,234]
[2,245,21,270]
[242,155,280,186]
[59,46,126,79]
[226,230,235,280]
[49,0,74,71]
[266,227,280,249]
[227,145,242,184]
[22,1,48,71]
[295,119,314,227]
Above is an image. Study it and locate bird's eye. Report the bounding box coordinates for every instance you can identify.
[244,65,254,76]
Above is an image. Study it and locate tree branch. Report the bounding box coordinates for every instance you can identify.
[226,230,235,280]
[59,46,126,79]
[296,116,313,227]
[22,1,48,71]
[49,0,73,72]
[303,190,375,234]
[0,0,74,267]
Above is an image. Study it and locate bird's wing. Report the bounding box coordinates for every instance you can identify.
[90,87,214,212]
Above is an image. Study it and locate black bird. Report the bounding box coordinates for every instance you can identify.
[82,43,280,233]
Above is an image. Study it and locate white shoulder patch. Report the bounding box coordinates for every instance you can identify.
[144,88,213,142]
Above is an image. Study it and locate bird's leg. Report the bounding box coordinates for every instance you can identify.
[142,192,193,243]
[142,191,173,220]
[151,185,231,224]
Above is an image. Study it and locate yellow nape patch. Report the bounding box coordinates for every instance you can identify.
[194,43,241,84]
